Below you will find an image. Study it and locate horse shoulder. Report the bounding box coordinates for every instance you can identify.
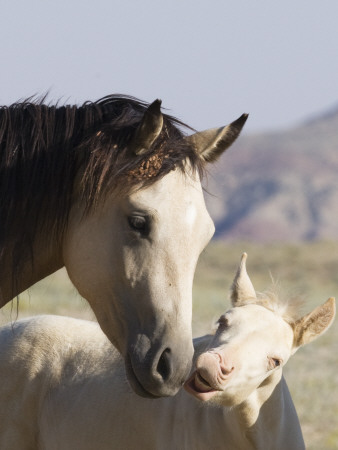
[0,316,66,448]
[0,315,114,449]
[37,318,132,449]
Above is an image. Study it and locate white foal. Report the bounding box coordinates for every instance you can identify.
[0,254,334,449]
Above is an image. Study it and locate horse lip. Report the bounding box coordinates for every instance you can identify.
[125,353,160,399]
[194,371,214,392]
[184,371,220,401]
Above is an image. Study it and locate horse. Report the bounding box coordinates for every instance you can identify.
[0,95,247,397]
[0,254,334,449]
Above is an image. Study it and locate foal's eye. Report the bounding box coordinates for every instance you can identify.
[128,215,149,235]
[272,358,281,367]
[268,357,282,370]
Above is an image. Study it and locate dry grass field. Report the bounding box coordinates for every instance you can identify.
[1,241,337,449]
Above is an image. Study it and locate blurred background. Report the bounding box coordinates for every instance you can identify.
[1,1,338,448]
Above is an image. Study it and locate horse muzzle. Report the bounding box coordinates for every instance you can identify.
[125,333,193,398]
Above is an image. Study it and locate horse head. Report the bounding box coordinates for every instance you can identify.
[63,101,248,397]
[185,253,336,405]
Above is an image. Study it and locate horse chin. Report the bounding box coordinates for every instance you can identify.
[125,353,160,399]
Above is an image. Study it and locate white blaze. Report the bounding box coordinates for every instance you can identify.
[185,203,197,228]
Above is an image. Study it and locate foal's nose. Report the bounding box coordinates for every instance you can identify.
[207,350,235,375]
[196,351,235,387]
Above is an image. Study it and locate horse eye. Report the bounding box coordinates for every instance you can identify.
[268,357,281,370]
[128,215,149,235]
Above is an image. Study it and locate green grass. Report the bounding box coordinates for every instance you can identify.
[1,240,337,449]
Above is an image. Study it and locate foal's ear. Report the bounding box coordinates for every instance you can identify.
[185,113,248,162]
[293,297,336,349]
[230,253,257,307]
[129,99,164,156]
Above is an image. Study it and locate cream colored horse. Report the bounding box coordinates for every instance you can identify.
[0,254,334,449]
[0,95,247,397]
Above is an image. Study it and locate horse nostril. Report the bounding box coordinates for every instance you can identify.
[156,348,172,381]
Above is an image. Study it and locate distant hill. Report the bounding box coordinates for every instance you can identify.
[205,106,338,241]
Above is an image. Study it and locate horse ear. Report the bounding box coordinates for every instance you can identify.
[293,297,336,349]
[230,253,257,307]
[129,99,164,156]
[185,113,248,162]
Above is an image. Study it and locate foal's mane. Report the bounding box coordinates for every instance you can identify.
[254,290,304,323]
[0,95,203,281]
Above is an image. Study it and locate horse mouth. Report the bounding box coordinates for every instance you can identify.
[184,371,220,401]
[125,353,160,399]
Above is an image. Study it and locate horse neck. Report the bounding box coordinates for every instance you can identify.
[228,373,305,450]
[0,230,63,304]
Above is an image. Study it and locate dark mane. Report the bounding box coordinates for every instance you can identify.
[0,95,204,282]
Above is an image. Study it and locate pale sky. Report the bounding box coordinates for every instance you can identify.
[1,0,337,132]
